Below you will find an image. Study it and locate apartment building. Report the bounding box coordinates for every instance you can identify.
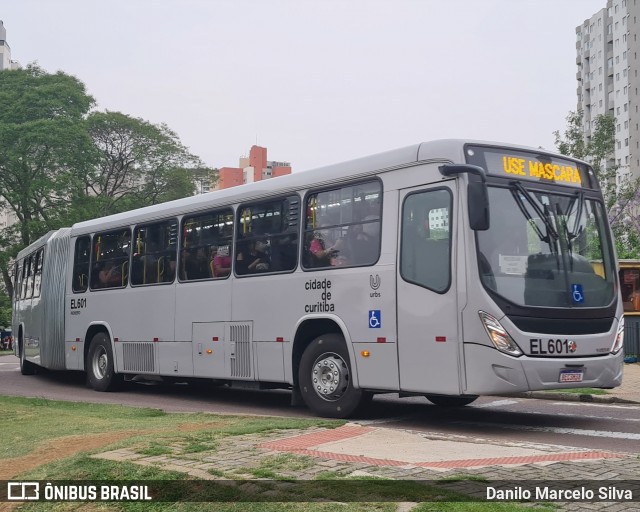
[0,21,20,235]
[217,145,292,190]
[0,20,20,71]
[577,0,640,182]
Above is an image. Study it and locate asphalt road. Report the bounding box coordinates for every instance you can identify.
[1,354,639,456]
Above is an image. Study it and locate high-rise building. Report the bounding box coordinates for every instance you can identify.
[217,145,292,190]
[0,20,20,71]
[0,21,20,236]
[576,0,640,183]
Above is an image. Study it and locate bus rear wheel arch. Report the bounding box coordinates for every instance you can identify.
[86,332,122,392]
[425,394,478,407]
[298,333,368,418]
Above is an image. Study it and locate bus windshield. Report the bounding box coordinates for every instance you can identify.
[477,184,615,308]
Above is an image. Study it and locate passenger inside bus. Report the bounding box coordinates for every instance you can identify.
[96,260,123,288]
[236,239,270,274]
[308,230,346,267]
[211,245,231,277]
[182,246,210,280]
[270,234,297,272]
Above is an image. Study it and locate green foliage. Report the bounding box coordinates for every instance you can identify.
[553,110,586,160]
[85,111,206,216]
[0,290,11,326]
[0,64,97,298]
[0,64,213,306]
[554,110,640,258]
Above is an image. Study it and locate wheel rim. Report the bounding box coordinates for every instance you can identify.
[311,352,349,402]
[92,346,108,380]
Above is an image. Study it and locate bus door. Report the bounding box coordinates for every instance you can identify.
[396,183,461,394]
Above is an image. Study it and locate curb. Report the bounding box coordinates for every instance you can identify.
[507,391,640,405]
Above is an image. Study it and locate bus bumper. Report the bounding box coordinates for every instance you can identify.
[464,343,624,395]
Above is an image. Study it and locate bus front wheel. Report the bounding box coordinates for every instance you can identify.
[19,340,36,376]
[86,333,122,392]
[425,394,478,407]
[299,333,366,418]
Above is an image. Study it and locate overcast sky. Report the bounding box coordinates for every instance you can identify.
[2,0,606,172]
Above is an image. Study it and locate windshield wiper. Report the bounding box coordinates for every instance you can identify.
[509,181,559,243]
[567,190,585,241]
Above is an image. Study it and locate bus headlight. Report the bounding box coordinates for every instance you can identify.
[478,311,522,357]
[611,318,624,355]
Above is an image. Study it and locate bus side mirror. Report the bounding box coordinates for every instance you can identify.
[439,164,490,231]
[468,175,490,231]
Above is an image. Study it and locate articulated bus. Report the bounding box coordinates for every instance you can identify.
[13,140,624,418]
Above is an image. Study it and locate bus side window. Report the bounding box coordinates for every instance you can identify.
[32,249,43,298]
[303,181,381,270]
[132,219,178,286]
[181,209,234,281]
[90,229,131,290]
[73,236,91,293]
[22,255,33,300]
[14,262,22,302]
[235,195,299,276]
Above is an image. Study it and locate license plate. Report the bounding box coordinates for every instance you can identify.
[559,369,584,383]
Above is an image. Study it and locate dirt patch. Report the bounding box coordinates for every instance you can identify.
[0,431,137,480]
[1,422,227,480]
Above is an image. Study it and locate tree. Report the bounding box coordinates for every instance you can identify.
[0,64,96,296]
[554,110,640,258]
[0,66,212,305]
[85,111,209,216]
[191,166,220,193]
[0,288,11,327]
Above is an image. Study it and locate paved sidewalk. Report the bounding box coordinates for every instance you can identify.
[95,418,640,511]
[91,364,640,511]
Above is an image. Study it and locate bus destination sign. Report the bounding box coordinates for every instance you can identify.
[465,146,593,188]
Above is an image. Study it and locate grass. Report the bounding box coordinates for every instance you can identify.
[136,443,174,457]
[437,475,489,483]
[0,395,340,459]
[545,388,609,395]
[233,453,316,480]
[0,348,14,356]
[1,395,546,511]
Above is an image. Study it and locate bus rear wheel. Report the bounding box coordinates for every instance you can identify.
[86,333,122,392]
[19,339,36,376]
[299,333,366,418]
[425,394,478,407]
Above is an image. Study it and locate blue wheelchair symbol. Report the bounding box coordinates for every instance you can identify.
[571,284,584,304]
[369,310,381,328]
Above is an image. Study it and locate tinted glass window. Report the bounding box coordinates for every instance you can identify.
[303,181,381,269]
[181,209,233,281]
[476,186,615,308]
[90,229,131,289]
[22,256,32,300]
[73,237,91,293]
[32,249,43,298]
[13,262,20,301]
[132,220,178,285]
[236,196,299,275]
[620,268,640,312]
[400,189,452,292]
